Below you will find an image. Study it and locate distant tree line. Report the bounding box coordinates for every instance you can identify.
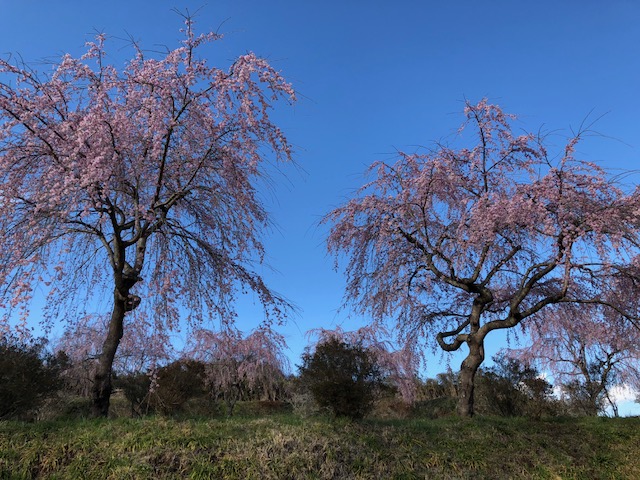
[2,330,636,422]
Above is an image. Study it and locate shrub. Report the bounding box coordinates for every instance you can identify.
[0,337,64,420]
[475,354,557,417]
[114,372,153,417]
[148,359,207,415]
[562,379,606,416]
[410,370,459,418]
[286,375,320,417]
[298,338,383,419]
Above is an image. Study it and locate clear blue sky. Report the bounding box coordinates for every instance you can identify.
[1,1,639,410]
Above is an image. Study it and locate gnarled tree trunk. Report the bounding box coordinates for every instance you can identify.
[91,290,127,417]
[91,261,142,418]
[457,336,485,417]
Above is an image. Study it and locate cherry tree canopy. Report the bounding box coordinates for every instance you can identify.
[0,19,295,415]
[325,100,640,416]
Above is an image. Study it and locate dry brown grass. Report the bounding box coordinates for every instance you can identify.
[1,413,638,479]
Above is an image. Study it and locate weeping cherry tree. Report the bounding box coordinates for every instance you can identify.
[0,18,295,417]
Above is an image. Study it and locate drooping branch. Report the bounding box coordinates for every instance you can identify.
[436,318,471,352]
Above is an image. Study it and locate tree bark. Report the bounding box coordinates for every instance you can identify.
[457,336,485,417]
[91,290,127,418]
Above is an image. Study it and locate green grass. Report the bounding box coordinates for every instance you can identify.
[1,414,638,479]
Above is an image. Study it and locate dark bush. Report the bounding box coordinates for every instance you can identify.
[0,337,64,420]
[298,338,383,419]
[147,359,206,415]
[476,354,557,417]
[114,372,153,417]
[562,378,606,416]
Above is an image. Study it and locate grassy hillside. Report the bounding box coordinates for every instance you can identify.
[1,414,639,479]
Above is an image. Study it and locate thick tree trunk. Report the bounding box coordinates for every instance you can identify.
[91,291,127,418]
[457,337,485,417]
